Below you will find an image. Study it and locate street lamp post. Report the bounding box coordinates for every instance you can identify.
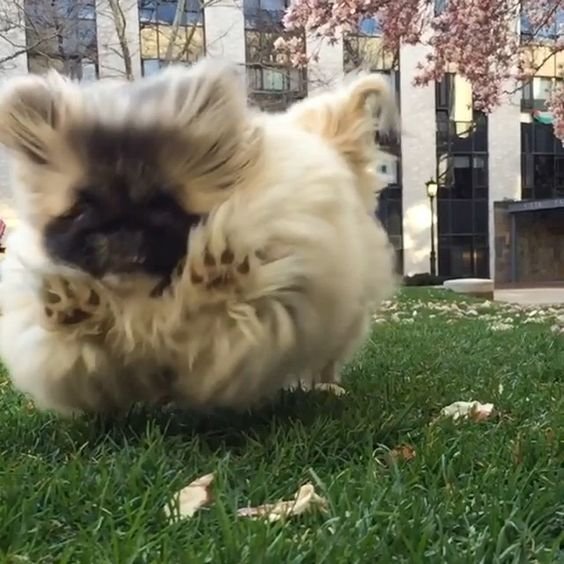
[425,179,438,277]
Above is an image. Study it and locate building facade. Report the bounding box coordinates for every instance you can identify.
[0,0,560,283]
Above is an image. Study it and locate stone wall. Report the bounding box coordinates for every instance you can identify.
[399,42,437,276]
[494,202,564,285]
[488,82,521,277]
[0,0,27,229]
[516,210,564,283]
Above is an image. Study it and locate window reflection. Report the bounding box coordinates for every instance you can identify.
[24,0,98,80]
[138,0,205,75]
[243,0,306,111]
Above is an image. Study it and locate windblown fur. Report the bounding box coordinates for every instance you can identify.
[0,59,398,415]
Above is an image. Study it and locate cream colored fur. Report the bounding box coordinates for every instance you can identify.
[0,60,397,415]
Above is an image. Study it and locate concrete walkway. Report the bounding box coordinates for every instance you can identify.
[495,288,564,305]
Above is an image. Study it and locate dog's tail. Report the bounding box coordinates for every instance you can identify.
[286,73,399,210]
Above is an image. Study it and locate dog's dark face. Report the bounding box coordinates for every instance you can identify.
[43,125,202,279]
[0,60,259,282]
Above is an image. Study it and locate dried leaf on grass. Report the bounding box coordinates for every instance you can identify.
[440,401,495,422]
[164,473,214,521]
[236,483,328,522]
[387,444,417,463]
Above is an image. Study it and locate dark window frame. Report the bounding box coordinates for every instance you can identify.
[435,73,490,278]
[521,120,564,200]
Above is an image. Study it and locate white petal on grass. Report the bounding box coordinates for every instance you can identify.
[237,483,328,522]
[165,473,214,521]
[313,383,347,396]
[440,401,495,422]
[490,322,513,332]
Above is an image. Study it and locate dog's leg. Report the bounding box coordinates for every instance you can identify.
[1,310,117,415]
[0,275,119,414]
[319,361,342,384]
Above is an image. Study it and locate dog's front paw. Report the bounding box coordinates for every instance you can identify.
[182,223,262,307]
[188,245,256,298]
[40,276,107,335]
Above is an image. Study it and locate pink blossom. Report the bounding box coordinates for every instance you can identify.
[283,0,564,139]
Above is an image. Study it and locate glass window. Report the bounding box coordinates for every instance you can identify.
[25,0,99,80]
[436,74,452,110]
[534,155,555,198]
[472,113,488,151]
[139,0,205,73]
[534,123,556,153]
[522,76,555,111]
[555,157,564,193]
[244,0,287,27]
[522,122,533,153]
[474,201,489,234]
[473,155,488,188]
[344,35,395,72]
[474,247,489,278]
[157,1,176,24]
[142,58,161,76]
[522,154,534,190]
[450,200,473,234]
[244,0,307,109]
[521,12,533,36]
[451,155,472,198]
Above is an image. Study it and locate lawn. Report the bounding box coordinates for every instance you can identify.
[0,289,562,563]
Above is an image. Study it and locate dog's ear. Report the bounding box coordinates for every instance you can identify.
[0,72,77,166]
[344,74,400,139]
[287,73,400,210]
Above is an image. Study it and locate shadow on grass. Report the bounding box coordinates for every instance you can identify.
[3,375,416,467]
[93,389,347,445]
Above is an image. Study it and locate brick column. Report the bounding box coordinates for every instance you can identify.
[0,0,28,228]
[306,35,344,93]
[204,1,246,67]
[399,42,437,276]
[488,84,521,280]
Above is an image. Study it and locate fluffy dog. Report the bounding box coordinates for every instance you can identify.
[0,59,397,415]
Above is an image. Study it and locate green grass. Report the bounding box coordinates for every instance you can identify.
[0,289,563,563]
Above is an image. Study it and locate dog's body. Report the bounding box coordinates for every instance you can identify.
[0,60,397,415]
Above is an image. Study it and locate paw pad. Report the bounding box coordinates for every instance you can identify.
[40,276,104,332]
[188,245,254,294]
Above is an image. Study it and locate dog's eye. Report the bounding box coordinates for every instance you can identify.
[149,194,174,210]
[78,193,101,209]
[60,194,99,222]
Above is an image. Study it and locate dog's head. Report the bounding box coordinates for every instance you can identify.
[0,60,259,281]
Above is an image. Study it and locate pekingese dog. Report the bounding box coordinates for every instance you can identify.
[0,59,398,415]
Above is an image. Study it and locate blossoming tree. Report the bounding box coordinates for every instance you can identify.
[282,0,564,138]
